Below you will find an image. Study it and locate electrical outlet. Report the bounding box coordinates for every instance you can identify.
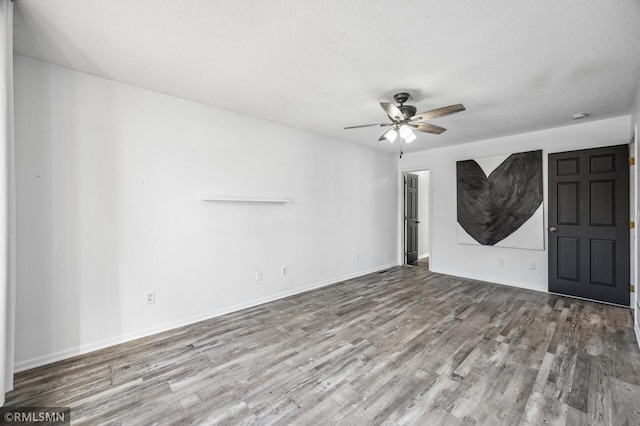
[529,262,536,270]
[499,259,505,267]
[145,291,155,304]
[282,266,288,276]
[256,271,262,281]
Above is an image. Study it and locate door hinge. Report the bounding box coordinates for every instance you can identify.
[629,157,635,166]
[631,221,635,229]
[631,284,635,293]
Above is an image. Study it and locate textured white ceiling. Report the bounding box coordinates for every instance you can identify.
[13,0,640,154]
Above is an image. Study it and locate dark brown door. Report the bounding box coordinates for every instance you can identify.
[406,173,419,265]
[548,144,629,305]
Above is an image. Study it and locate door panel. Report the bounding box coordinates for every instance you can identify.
[406,173,419,265]
[590,239,615,286]
[548,144,629,306]
[590,180,615,225]
[557,237,580,281]
[557,182,579,224]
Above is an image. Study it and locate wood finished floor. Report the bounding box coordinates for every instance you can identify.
[6,265,640,425]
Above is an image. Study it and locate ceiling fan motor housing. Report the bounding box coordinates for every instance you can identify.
[393,92,411,104]
[393,93,416,119]
[399,105,417,119]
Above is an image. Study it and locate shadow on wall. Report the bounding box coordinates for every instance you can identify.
[14,53,124,369]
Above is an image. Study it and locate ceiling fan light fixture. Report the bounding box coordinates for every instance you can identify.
[399,125,412,138]
[384,128,398,142]
[399,125,416,142]
[404,131,416,143]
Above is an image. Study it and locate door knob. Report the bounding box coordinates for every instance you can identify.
[549,226,557,232]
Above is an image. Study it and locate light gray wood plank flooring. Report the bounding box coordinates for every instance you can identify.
[6,265,640,425]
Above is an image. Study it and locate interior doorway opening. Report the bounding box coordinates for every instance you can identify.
[401,169,432,269]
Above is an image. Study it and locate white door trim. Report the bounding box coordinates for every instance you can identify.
[398,165,433,267]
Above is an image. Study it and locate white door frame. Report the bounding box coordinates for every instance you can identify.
[633,125,639,349]
[398,166,433,266]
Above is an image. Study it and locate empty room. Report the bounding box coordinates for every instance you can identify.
[0,0,639,425]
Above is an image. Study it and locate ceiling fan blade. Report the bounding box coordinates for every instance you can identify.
[380,102,404,122]
[411,122,447,134]
[410,104,465,122]
[344,123,392,129]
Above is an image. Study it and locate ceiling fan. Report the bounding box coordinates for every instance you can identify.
[344,92,465,144]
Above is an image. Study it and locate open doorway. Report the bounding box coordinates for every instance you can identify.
[400,168,432,269]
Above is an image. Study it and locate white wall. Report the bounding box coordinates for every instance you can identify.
[13,56,398,370]
[400,116,631,293]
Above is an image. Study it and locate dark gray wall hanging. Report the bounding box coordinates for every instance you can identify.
[456,150,544,250]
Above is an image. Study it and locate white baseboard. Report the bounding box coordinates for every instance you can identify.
[429,267,547,294]
[430,267,635,309]
[14,263,398,373]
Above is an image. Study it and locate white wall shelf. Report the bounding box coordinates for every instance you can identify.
[201,196,291,204]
